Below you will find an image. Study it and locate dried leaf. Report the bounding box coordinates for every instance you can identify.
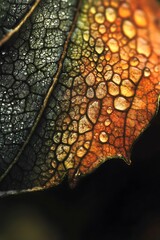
[0,0,160,195]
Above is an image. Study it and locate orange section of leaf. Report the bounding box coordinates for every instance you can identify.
[58,0,160,184]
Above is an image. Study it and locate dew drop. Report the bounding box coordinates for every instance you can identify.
[56,145,70,162]
[122,20,136,39]
[137,37,151,57]
[129,66,142,84]
[113,75,121,85]
[68,132,78,145]
[104,70,113,81]
[53,132,62,144]
[90,6,96,14]
[87,87,95,99]
[95,38,104,54]
[99,131,109,143]
[83,31,89,42]
[84,141,90,149]
[96,82,107,99]
[95,13,105,24]
[76,146,87,157]
[96,63,103,72]
[144,67,151,77]
[130,57,139,67]
[154,65,160,73]
[86,72,95,86]
[110,23,117,32]
[118,3,131,18]
[134,9,147,27]
[107,38,119,53]
[111,0,119,8]
[79,116,92,134]
[87,100,100,124]
[120,79,135,97]
[99,24,106,34]
[114,96,130,111]
[107,106,113,114]
[89,37,95,47]
[108,82,120,96]
[105,7,117,23]
[105,119,111,126]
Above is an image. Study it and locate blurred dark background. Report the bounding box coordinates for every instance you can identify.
[0,108,160,240]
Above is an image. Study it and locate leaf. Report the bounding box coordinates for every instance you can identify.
[0,0,40,46]
[0,0,160,195]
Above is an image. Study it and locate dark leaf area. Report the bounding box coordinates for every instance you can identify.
[0,0,36,40]
[0,0,79,191]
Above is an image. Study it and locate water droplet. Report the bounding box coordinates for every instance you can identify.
[53,132,62,144]
[110,23,117,32]
[83,31,89,42]
[104,70,113,81]
[84,141,90,149]
[68,132,78,145]
[99,24,106,34]
[118,3,131,18]
[76,146,87,157]
[90,6,96,14]
[87,87,95,99]
[111,0,119,8]
[96,82,107,99]
[96,63,103,72]
[95,38,104,54]
[113,74,121,85]
[154,65,160,73]
[87,100,100,124]
[130,57,139,67]
[120,79,135,97]
[122,20,136,39]
[95,13,105,24]
[86,72,95,86]
[134,9,147,27]
[107,106,113,114]
[129,66,142,84]
[89,37,95,47]
[137,37,151,57]
[51,160,57,168]
[79,116,92,134]
[99,131,109,143]
[105,7,117,23]
[105,119,111,126]
[108,82,120,96]
[56,144,70,162]
[107,38,119,53]
[114,96,130,111]
[144,67,151,77]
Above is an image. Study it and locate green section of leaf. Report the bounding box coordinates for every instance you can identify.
[0,0,79,188]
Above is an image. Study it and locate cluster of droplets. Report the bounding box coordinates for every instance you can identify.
[47,0,160,179]
[77,0,155,146]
